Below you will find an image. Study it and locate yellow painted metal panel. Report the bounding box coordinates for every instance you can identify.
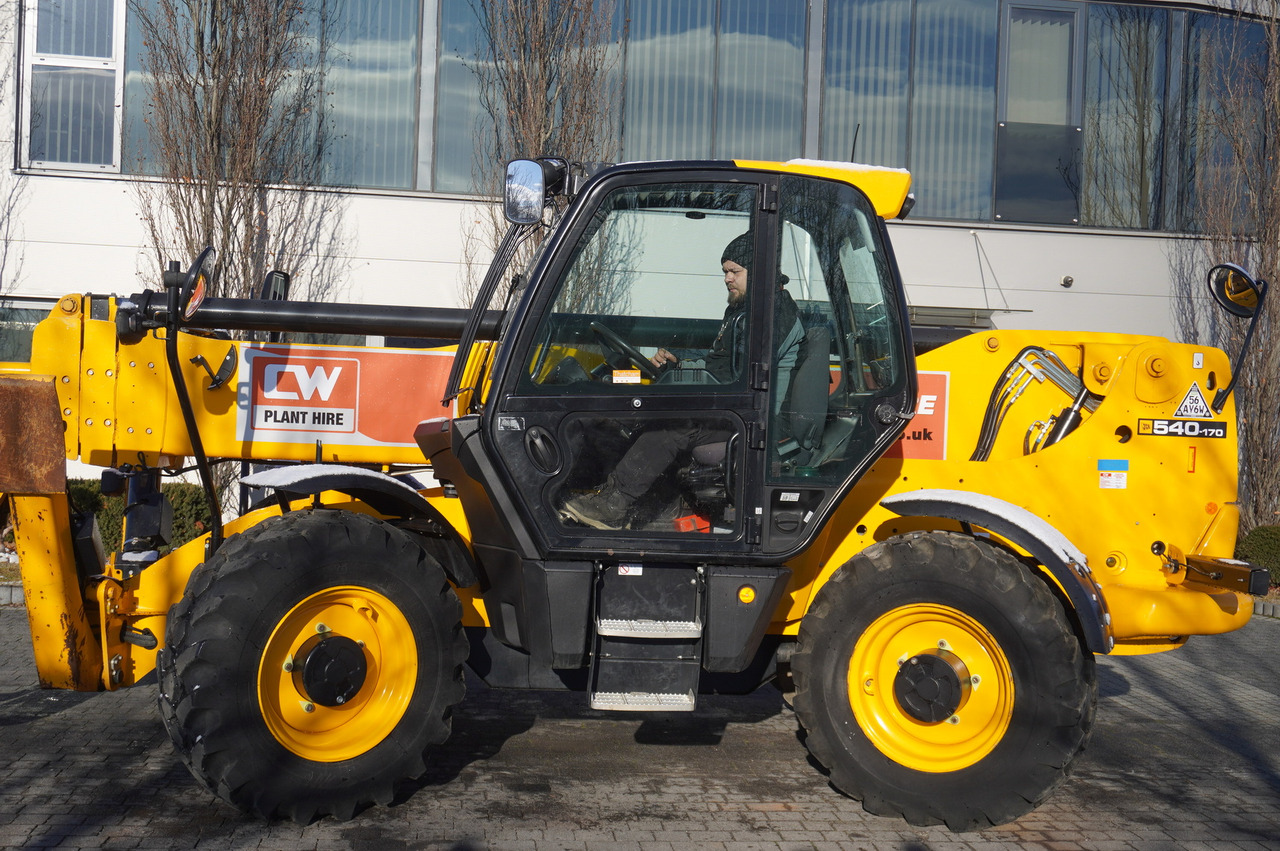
[734,158,913,218]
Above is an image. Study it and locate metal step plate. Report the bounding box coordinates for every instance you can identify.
[597,618,702,639]
[589,691,697,711]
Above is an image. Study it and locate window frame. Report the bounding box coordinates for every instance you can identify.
[20,0,127,172]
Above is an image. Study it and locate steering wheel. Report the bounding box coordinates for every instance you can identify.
[589,321,661,381]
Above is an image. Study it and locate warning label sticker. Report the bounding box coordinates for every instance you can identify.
[1174,382,1213,419]
[1098,459,1129,490]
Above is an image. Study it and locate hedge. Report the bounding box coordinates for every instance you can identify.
[1236,525,1280,588]
[68,478,211,552]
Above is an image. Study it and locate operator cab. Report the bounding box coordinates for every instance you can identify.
[435,159,916,563]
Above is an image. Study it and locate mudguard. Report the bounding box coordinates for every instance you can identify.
[881,488,1115,653]
[241,464,479,588]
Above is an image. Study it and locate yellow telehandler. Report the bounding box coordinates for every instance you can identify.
[0,157,1269,830]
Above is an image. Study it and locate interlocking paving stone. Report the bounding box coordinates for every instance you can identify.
[1,606,1278,850]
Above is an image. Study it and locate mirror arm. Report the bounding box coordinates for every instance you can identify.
[1213,277,1268,414]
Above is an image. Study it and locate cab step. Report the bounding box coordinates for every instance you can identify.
[588,563,703,712]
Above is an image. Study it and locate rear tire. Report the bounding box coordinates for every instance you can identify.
[792,531,1096,830]
[157,509,468,822]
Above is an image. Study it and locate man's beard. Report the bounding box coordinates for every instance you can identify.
[727,289,745,306]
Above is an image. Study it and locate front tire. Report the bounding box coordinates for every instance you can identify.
[792,531,1096,830]
[157,509,468,821]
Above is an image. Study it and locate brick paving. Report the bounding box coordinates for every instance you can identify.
[1,604,1278,850]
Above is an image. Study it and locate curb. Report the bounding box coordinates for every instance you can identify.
[1256,599,1278,619]
[0,582,22,607]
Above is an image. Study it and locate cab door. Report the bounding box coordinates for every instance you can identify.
[484,166,914,560]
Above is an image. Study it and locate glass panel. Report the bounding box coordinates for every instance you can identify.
[434,3,490,192]
[994,122,1080,224]
[29,65,114,165]
[533,180,758,538]
[1007,8,1074,125]
[322,0,420,189]
[556,412,743,534]
[121,9,152,173]
[1081,5,1168,229]
[715,0,805,161]
[623,0,715,160]
[770,174,903,482]
[821,0,910,167]
[525,181,757,392]
[909,0,999,219]
[1180,13,1265,234]
[37,0,113,58]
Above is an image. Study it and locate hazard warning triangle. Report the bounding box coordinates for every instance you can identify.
[1174,382,1213,418]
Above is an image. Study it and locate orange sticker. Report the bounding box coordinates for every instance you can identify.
[884,371,948,461]
[240,344,455,447]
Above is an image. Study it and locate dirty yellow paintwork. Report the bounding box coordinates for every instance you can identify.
[734,158,913,219]
[0,162,1255,692]
[773,330,1249,653]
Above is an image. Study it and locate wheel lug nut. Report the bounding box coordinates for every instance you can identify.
[301,701,315,713]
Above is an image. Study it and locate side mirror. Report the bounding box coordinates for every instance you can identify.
[180,246,217,322]
[1208,263,1262,318]
[259,269,291,301]
[504,159,546,225]
[1205,262,1268,413]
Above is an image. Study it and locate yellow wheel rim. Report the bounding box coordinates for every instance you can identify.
[258,586,418,762]
[848,603,1013,773]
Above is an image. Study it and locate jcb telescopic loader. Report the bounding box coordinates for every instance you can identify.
[0,158,1270,830]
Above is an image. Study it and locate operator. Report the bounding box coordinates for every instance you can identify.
[560,232,803,531]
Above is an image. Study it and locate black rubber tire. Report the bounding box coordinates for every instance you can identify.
[791,531,1096,830]
[157,509,468,822]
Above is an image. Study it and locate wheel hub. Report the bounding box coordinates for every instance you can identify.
[893,649,971,723]
[294,634,368,707]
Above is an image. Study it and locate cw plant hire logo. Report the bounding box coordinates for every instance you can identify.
[251,355,359,433]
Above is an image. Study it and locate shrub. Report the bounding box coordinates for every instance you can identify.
[68,478,211,553]
[1235,525,1280,588]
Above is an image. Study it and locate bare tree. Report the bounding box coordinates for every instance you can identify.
[0,0,26,295]
[460,0,624,308]
[129,0,354,512]
[128,0,350,303]
[1171,2,1280,530]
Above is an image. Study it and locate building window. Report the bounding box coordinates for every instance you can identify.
[23,0,124,170]
[910,0,999,220]
[822,0,996,221]
[821,0,910,169]
[320,0,421,190]
[995,2,1084,225]
[622,0,806,162]
[1080,4,1168,230]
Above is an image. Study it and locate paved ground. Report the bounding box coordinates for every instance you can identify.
[1,605,1277,851]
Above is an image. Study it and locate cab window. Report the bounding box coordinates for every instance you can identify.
[523,181,758,392]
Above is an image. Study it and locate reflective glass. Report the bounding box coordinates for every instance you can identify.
[1180,12,1265,234]
[994,122,1081,224]
[37,0,113,58]
[433,2,488,192]
[821,0,910,167]
[623,0,715,160]
[910,0,999,219]
[29,65,114,165]
[1081,4,1168,229]
[322,0,420,189]
[524,181,757,393]
[715,0,805,161]
[1006,8,1074,125]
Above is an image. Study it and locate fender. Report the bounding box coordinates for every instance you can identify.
[880,488,1114,654]
[241,464,479,588]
